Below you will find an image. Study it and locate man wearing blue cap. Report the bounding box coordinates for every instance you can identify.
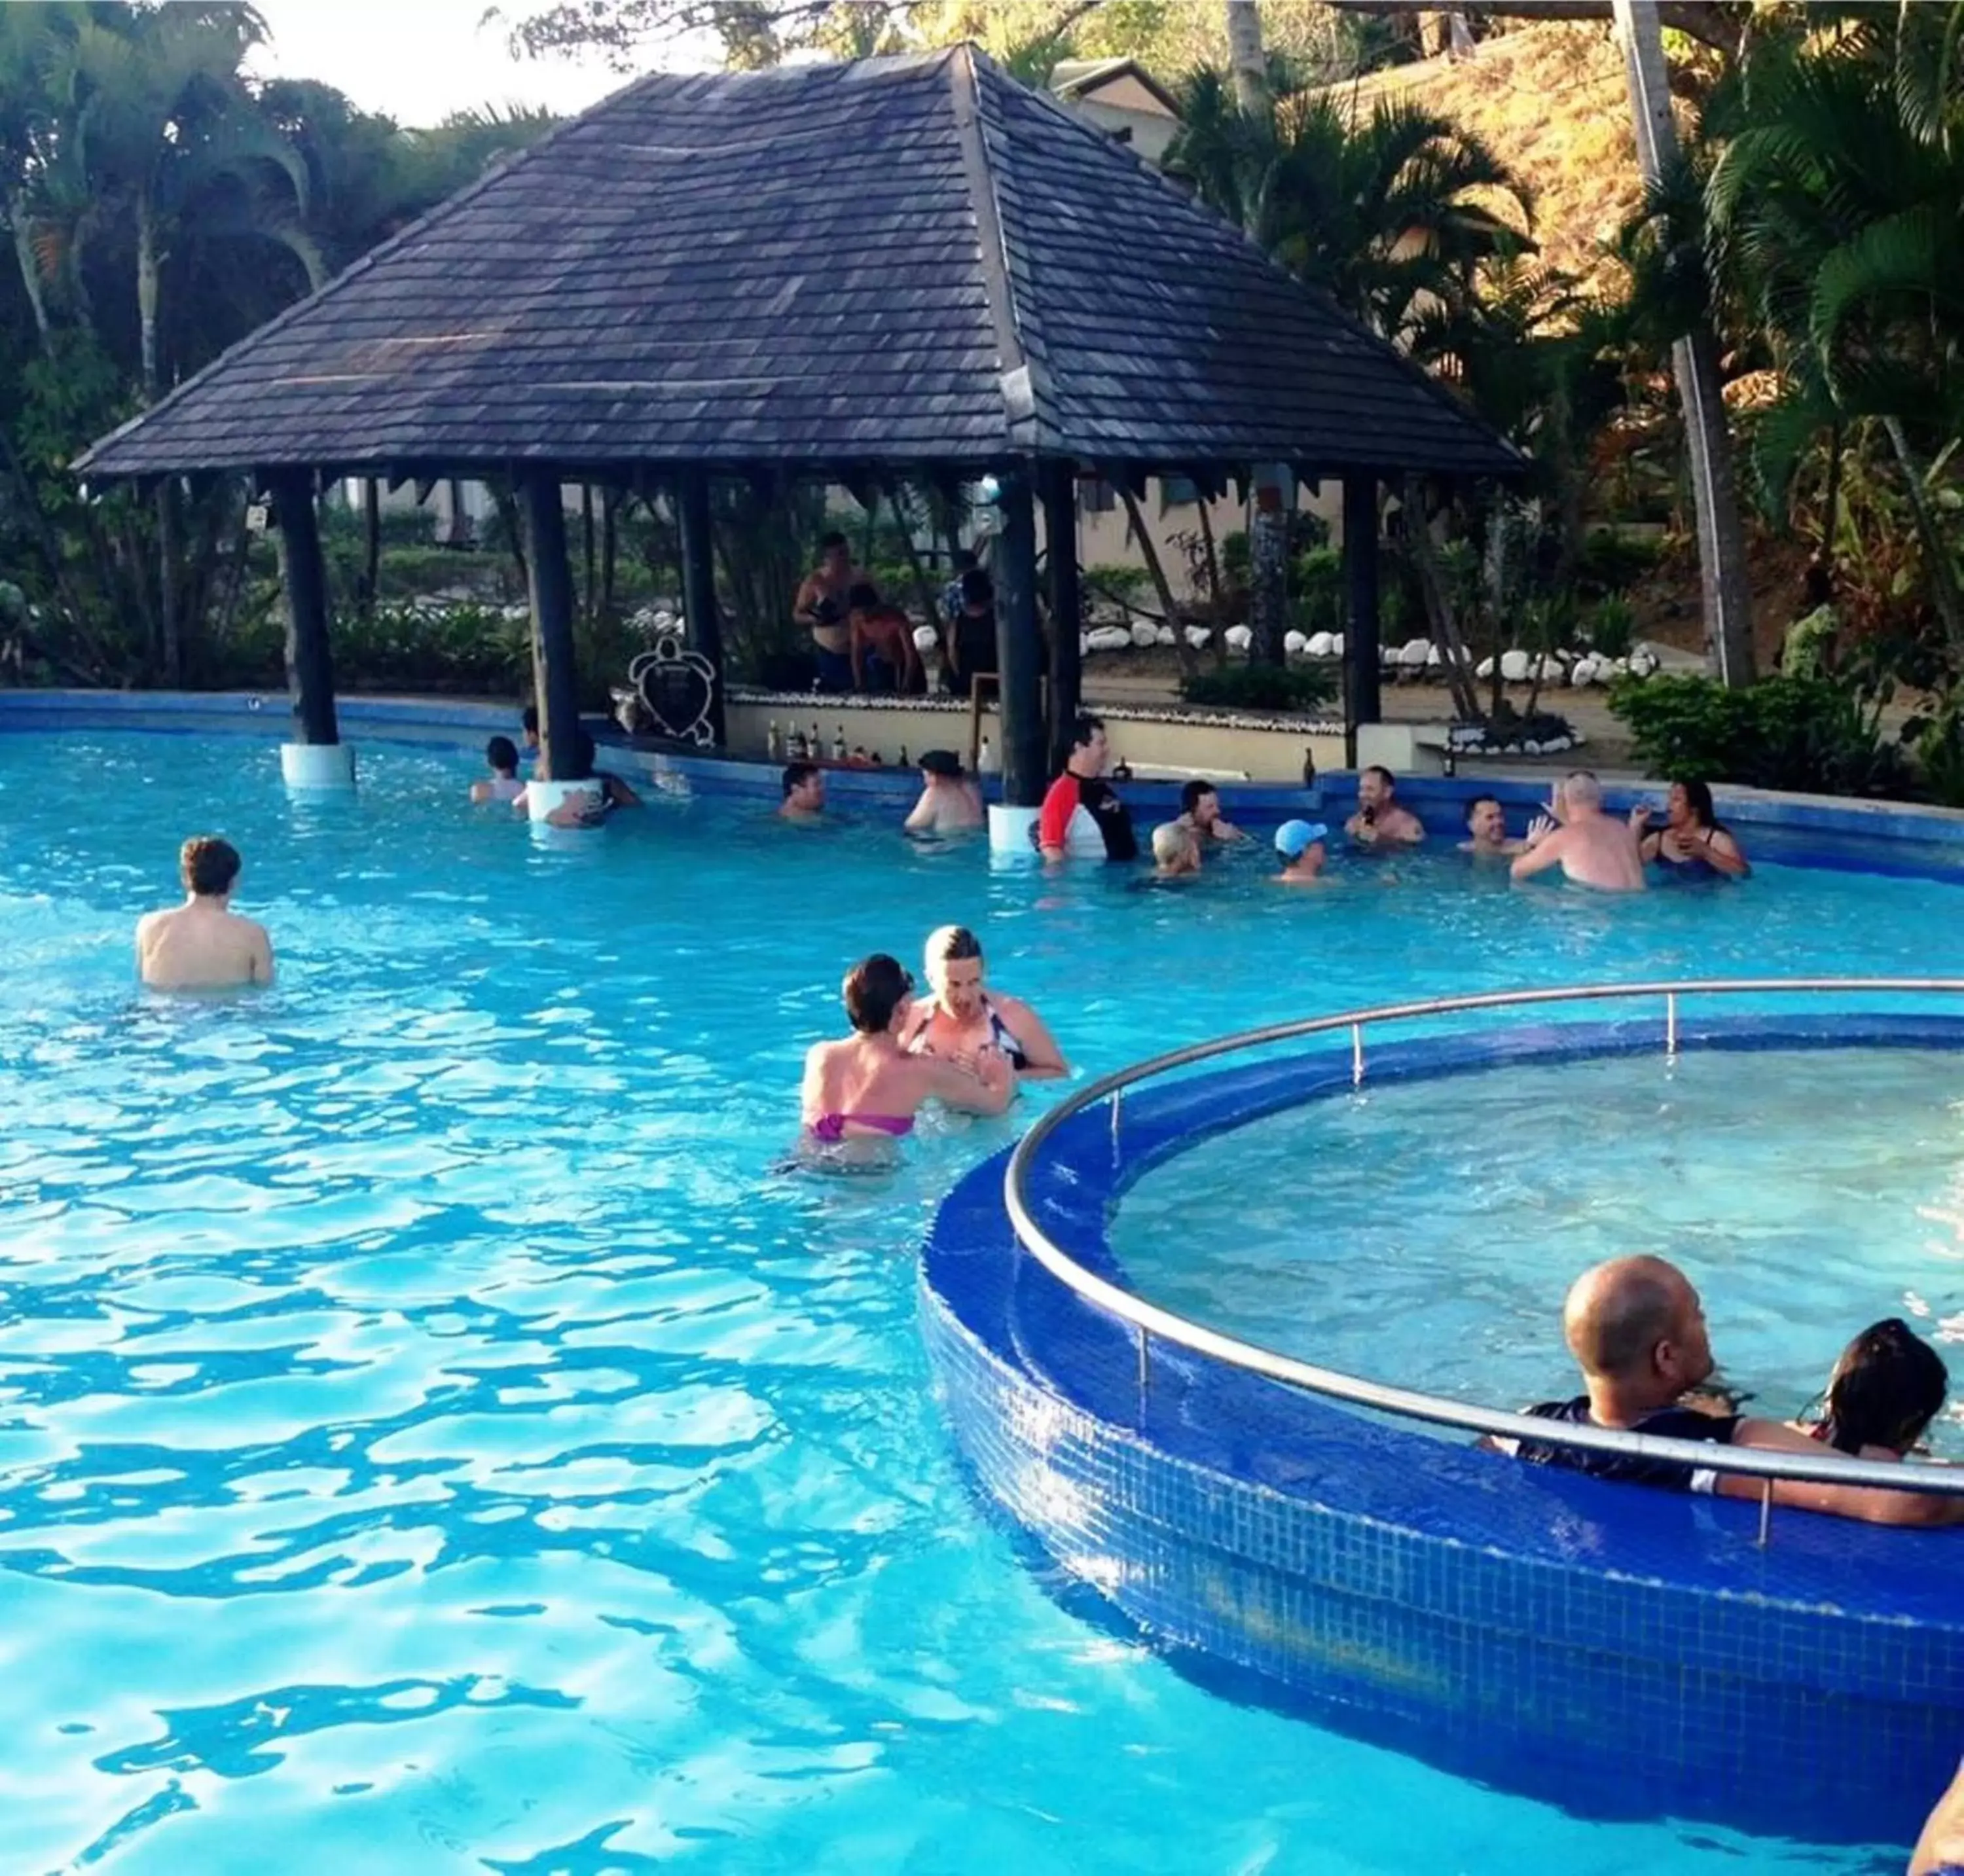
[1274,820,1333,886]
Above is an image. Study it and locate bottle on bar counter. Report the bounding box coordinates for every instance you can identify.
[808,721,820,761]
[831,725,847,762]
[766,719,782,761]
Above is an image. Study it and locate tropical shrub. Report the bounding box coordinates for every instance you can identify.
[1608,672,1906,797]
[1583,595,1637,659]
[1181,663,1335,714]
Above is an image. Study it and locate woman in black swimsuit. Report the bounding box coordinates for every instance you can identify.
[901,925,1068,1080]
[1632,778,1751,879]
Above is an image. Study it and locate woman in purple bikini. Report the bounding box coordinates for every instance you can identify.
[801,953,1013,1161]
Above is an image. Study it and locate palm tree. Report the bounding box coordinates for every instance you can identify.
[0,3,83,353]
[1169,72,1533,355]
[1706,0,1964,650]
[31,3,322,680]
[50,3,319,401]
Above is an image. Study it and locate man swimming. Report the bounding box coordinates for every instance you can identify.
[1509,771,1645,892]
[136,836,274,990]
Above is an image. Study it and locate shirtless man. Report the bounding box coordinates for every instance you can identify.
[1345,765,1425,847]
[1179,781,1246,846]
[1509,771,1645,892]
[1460,794,1525,857]
[779,761,826,822]
[136,836,274,990]
[793,532,864,694]
[846,583,923,693]
[903,749,983,835]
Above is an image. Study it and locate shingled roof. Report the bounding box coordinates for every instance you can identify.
[78,46,1519,482]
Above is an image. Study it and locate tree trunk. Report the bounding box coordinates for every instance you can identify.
[581,482,596,626]
[1225,0,1292,670]
[361,478,381,618]
[1615,0,1755,686]
[134,190,181,678]
[1195,497,1228,669]
[1225,0,1269,116]
[600,487,619,623]
[1883,416,1964,655]
[9,197,51,352]
[1118,485,1199,677]
[136,193,160,402]
[883,482,940,636]
[1817,419,1844,570]
[1403,480,1482,721]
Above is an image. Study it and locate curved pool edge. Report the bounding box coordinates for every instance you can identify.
[920,1013,1964,1847]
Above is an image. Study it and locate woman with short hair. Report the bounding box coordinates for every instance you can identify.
[900,926,1067,1080]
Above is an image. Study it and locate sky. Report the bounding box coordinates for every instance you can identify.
[245,0,639,128]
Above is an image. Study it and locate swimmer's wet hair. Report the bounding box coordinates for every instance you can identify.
[1818,1318,1948,1456]
[486,734,518,772]
[181,836,241,897]
[926,925,982,971]
[1152,821,1195,864]
[843,953,913,1034]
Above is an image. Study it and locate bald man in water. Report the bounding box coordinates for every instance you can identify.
[136,836,274,990]
[1493,1255,1962,1526]
[1510,770,1645,892]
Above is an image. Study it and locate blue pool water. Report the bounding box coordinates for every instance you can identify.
[1,729,1957,1873]
[1112,1047,1964,1453]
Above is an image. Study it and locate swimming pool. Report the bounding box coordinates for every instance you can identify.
[1,725,1957,1872]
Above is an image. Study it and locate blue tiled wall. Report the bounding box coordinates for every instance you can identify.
[920,1016,1964,1846]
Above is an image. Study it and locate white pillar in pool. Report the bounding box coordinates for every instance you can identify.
[272,469,355,791]
[280,742,357,788]
[988,803,1040,854]
[523,778,606,825]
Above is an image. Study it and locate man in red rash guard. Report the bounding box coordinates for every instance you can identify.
[1038,713,1138,861]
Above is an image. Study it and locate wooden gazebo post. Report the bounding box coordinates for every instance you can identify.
[1041,461,1082,778]
[270,468,352,789]
[675,469,727,746]
[1343,471,1382,768]
[518,470,588,812]
[991,465,1047,843]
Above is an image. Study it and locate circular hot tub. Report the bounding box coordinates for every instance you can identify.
[919,982,1964,1847]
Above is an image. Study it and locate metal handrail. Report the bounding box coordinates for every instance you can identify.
[1002,979,1964,1501]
